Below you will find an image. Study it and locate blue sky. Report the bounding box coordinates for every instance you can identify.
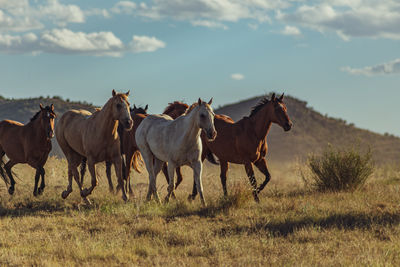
[0,0,399,135]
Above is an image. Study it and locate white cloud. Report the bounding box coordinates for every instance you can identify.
[129,35,166,53]
[111,1,137,14]
[281,25,301,36]
[341,59,400,76]
[191,20,228,30]
[38,0,85,26]
[231,73,245,80]
[0,29,166,57]
[277,1,400,40]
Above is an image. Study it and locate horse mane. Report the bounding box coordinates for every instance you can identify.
[163,101,189,114]
[249,97,270,117]
[185,103,198,115]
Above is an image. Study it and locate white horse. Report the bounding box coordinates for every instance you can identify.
[135,98,217,206]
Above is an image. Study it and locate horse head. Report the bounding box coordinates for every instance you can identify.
[270,93,292,132]
[196,98,217,141]
[111,89,133,131]
[39,103,56,139]
[131,104,148,116]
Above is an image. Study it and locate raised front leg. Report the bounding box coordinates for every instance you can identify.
[244,162,259,203]
[33,168,40,197]
[38,167,46,195]
[112,155,128,202]
[254,158,271,194]
[192,160,206,206]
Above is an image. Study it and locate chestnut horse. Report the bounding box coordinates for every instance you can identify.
[136,98,217,206]
[0,104,56,196]
[187,93,292,202]
[56,90,133,203]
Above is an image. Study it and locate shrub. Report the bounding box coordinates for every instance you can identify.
[302,145,374,192]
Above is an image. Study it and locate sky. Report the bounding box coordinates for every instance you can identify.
[0,0,399,135]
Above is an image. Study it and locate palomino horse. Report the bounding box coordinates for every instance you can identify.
[135,98,216,205]
[56,90,133,203]
[0,104,56,196]
[187,93,292,202]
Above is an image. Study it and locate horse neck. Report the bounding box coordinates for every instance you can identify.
[94,100,119,140]
[180,108,201,143]
[250,105,272,141]
[26,116,47,142]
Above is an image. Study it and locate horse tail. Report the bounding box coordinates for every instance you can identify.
[0,154,9,185]
[132,151,143,173]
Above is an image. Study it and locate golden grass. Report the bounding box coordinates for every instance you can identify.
[1,157,400,266]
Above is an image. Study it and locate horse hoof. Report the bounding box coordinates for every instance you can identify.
[122,194,128,202]
[81,189,90,198]
[38,188,44,195]
[8,187,14,195]
[164,196,170,203]
[33,191,38,197]
[61,190,70,199]
[252,192,260,203]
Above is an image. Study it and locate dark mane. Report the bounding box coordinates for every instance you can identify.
[249,97,270,117]
[163,101,189,114]
[30,110,42,122]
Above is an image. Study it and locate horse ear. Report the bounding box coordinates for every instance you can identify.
[134,104,137,109]
[279,93,284,101]
[198,98,202,105]
[50,104,54,111]
[208,98,213,105]
[125,90,130,96]
[39,103,44,110]
[271,93,276,101]
[145,104,148,111]
[112,89,116,97]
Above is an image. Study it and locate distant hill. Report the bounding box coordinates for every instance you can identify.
[0,94,399,163]
[215,94,400,163]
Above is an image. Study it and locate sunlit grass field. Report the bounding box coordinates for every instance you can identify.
[1,157,400,266]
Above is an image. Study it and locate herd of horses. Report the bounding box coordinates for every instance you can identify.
[0,90,292,206]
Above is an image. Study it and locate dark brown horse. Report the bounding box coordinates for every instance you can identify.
[186,93,292,202]
[56,90,133,203]
[0,104,56,196]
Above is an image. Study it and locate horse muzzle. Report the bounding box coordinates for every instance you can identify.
[283,122,293,132]
[207,129,217,141]
[123,119,133,131]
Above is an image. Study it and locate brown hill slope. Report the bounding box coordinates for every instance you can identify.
[215,94,400,163]
[0,94,399,163]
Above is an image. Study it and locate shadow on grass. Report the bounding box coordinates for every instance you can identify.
[216,211,400,237]
[0,199,67,217]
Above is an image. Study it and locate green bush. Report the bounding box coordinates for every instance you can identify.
[303,145,374,192]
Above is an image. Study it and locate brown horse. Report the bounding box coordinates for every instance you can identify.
[186,93,292,202]
[56,90,133,203]
[0,104,56,196]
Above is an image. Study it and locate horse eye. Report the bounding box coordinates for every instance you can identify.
[200,114,206,119]
[116,103,122,109]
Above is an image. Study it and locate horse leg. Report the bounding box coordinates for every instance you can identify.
[61,166,74,199]
[38,167,46,195]
[175,167,183,189]
[165,161,176,203]
[244,162,259,203]
[80,157,86,185]
[254,158,271,194]
[33,168,40,197]
[141,150,156,202]
[112,155,128,202]
[192,160,206,206]
[161,162,177,199]
[4,160,17,195]
[105,161,114,193]
[81,159,99,199]
[124,150,134,197]
[220,161,229,197]
[152,158,163,202]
